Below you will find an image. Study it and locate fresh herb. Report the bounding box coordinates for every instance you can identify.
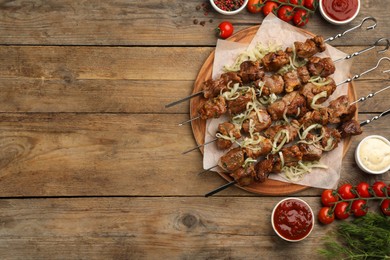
[319,213,390,259]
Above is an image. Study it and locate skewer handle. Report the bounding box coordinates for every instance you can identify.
[182,138,218,154]
[178,115,201,126]
[360,109,390,127]
[324,16,377,43]
[350,85,390,105]
[165,91,204,108]
[205,180,237,197]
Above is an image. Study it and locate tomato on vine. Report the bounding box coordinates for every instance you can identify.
[351,200,368,217]
[277,5,295,22]
[381,199,390,216]
[356,182,371,198]
[247,0,264,13]
[216,21,234,39]
[334,201,350,219]
[304,0,316,10]
[262,1,279,16]
[338,183,356,199]
[293,9,309,27]
[321,189,338,207]
[318,207,335,224]
[372,181,387,197]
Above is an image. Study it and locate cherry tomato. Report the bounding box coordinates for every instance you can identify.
[351,200,368,217]
[216,21,234,39]
[321,189,338,207]
[381,199,390,216]
[247,0,264,13]
[318,207,335,225]
[277,5,295,22]
[304,0,316,10]
[334,201,350,219]
[290,0,305,4]
[262,1,279,16]
[338,183,356,200]
[355,182,371,198]
[293,9,309,27]
[372,181,387,197]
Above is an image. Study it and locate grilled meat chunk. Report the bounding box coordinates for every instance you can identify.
[257,74,284,96]
[202,72,242,99]
[263,121,299,144]
[307,57,336,77]
[243,135,273,158]
[299,108,331,127]
[198,96,227,120]
[338,119,362,138]
[300,78,337,108]
[298,143,323,161]
[294,35,326,59]
[227,90,253,115]
[220,147,245,172]
[320,127,342,151]
[328,95,356,124]
[261,50,290,72]
[231,164,256,186]
[216,122,242,150]
[242,110,272,133]
[238,61,265,83]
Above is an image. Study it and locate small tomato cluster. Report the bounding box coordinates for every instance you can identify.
[247,0,318,27]
[318,181,390,225]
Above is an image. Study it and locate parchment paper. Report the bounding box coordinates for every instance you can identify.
[203,13,353,189]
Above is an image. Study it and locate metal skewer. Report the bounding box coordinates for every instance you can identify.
[165,91,204,108]
[178,115,201,126]
[333,38,389,63]
[350,85,390,105]
[182,138,218,155]
[360,109,390,126]
[324,16,377,43]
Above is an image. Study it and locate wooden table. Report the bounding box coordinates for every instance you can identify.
[0,1,389,259]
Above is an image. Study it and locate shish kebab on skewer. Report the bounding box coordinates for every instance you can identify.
[165,17,379,108]
[183,85,390,154]
[204,108,390,197]
[182,56,390,155]
[178,40,389,126]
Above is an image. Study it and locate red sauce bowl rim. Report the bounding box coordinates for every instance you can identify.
[271,198,314,242]
[319,0,361,25]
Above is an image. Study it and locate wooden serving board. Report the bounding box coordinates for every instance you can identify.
[190,25,357,195]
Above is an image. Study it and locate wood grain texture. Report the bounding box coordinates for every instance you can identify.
[0,0,387,46]
[0,197,342,259]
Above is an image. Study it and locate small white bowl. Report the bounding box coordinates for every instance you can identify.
[319,0,360,25]
[271,198,314,242]
[209,0,248,15]
[355,135,390,174]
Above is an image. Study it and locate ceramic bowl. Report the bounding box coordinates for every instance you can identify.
[271,198,314,242]
[319,0,360,25]
[355,135,390,174]
[209,0,249,15]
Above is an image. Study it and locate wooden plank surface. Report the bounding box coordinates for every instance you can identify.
[0,0,389,259]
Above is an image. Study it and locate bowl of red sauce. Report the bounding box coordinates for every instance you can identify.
[210,0,248,15]
[271,198,314,242]
[319,0,360,25]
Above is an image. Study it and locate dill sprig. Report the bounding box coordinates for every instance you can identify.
[319,213,390,259]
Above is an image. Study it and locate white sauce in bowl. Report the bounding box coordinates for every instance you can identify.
[358,137,390,172]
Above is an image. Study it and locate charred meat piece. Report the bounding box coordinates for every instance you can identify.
[266,91,307,121]
[298,143,323,161]
[238,61,265,83]
[202,72,242,99]
[257,74,284,96]
[338,119,362,138]
[244,135,273,158]
[282,145,304,167]
[320,127,342,151]
[307,57,336,77]
[216,122,242,150]
[300,78,337,108]
[261,50,290,72]
[267,99,287,121]
[242,110,272,133]
[230,164,256,186]
[294,35,326,59]
[255,157,275,183]
[198,96,227,120]
[220,147,245,172]
[328,95,356,124]
[283,67,311,93]
[227,90,253,115]
[299,108,331,127]
[263,121,299,144]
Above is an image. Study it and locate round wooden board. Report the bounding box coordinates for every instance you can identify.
[190,25,357,195]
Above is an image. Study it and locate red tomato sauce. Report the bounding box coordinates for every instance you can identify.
[322,0,359,21]
[273,199,313,240]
